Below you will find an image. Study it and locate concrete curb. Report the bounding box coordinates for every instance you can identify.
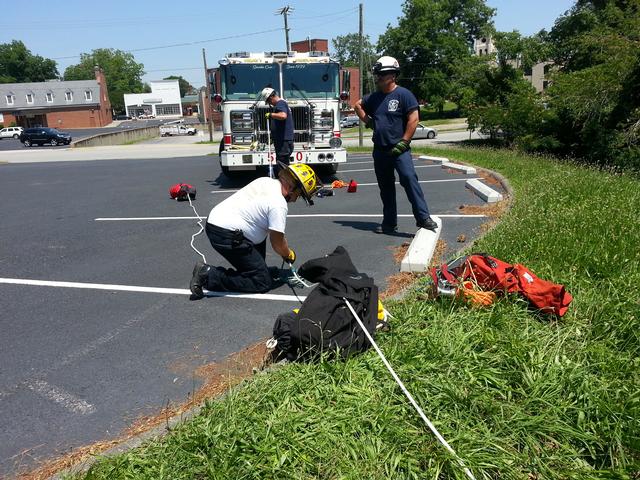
[466,178,504,203]
[418,155,448,164]
[400,217,443,272]
[442,161,477,174]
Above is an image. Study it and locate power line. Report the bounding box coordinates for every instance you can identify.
[293,7,359,20]
[51,27,283,60]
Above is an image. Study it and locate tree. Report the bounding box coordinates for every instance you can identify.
[0,40,58,83]
[331,33,377,68]
[493,30,552,71]
[163,75,195,97]
[543,0,640,169]
[64,48,146,113]
[377,0,495,111]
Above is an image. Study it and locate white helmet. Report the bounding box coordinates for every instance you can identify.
[372,56,400,75]
[260,87,276,102]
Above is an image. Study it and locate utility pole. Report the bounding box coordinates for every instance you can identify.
[276,5,293,51]
[202,48,213,143]
[358,3,364,147]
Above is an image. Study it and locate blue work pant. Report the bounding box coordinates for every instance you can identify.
[373,148,430,227]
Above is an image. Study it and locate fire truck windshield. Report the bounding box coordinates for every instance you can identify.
[221,64,279,100]
[283,63,339,99]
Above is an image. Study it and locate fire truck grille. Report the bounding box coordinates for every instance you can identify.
[256,105,311,144]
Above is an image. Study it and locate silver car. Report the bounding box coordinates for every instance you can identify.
[413,123,437,139]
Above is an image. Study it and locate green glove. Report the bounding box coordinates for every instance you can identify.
[390,139,410,156]
[283,248,296,264]
[265,112,272,119]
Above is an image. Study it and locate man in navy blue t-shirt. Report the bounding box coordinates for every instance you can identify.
[355,56,438,234]
[262,88,294,173]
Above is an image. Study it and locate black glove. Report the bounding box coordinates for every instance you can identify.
[390,139,410,156]
[365,117,375,129]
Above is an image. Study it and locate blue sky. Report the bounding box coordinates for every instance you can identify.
[2,0,575,88]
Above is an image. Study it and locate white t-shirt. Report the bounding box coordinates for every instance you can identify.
[207,177,288,244]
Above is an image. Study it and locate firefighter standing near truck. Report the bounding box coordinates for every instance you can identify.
[354,56,438,234]
[189,163,319,297]
[262,87,294,175]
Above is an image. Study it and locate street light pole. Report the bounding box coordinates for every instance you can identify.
[202,48,213,143]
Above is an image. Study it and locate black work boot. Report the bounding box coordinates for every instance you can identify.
[374,224,398,234]
[416,217,438,232]
[190,261,210,299]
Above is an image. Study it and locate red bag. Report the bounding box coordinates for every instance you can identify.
[169,183,196,201]
[431,253,572,317]
[512,264,573,317]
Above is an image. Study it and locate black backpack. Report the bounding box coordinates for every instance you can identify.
[272,246,378,361]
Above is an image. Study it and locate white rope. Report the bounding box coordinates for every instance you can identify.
[186,193,207,264]
[342,298,477,480]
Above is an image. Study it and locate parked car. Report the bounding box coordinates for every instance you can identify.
[413,123,437,140]
[0,126,24,139]
[19,127,72,147]
[340,115,359,128]
[138,113,155,119]
[113,114,132,121]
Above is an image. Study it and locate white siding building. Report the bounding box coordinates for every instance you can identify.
[124,80,181,118]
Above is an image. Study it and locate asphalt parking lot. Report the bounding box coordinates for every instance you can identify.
[0,152,495,476]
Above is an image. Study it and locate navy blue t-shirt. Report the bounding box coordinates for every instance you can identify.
[362,86,419,148]
[271,99,294,145]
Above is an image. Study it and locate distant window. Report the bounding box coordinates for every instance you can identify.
[543,64,551,75]
[155,104,181,116]
[6,95,14,105]
[524,66,532,76]
[84,90,92,101]
[46,92,54,103]
[543,80,549,90]
[26,93,34,104]
[65,91,73,101]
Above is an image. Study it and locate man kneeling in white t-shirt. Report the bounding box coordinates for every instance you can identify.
[190,163,320,297]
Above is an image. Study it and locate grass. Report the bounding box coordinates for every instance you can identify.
[75,146,639,479]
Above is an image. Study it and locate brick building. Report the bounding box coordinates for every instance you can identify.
[0,66,112,128]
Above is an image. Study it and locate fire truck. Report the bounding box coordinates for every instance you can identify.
[209,51,350,176]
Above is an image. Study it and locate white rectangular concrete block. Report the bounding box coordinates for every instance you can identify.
[400,217,443,272]
[442,162,477,174]
[466,178,504,203]
[418,155,449,164]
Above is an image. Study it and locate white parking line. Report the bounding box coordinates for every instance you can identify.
[94,214,486,221]
[210,177,480,194]
[0,277,306,302]
[339,164,440,173]
[357,177,480,187]
[27,380,96,415]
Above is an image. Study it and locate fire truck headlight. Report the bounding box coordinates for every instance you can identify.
[329,137,342,148]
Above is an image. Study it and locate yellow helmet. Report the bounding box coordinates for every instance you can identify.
[280,162,320,206]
